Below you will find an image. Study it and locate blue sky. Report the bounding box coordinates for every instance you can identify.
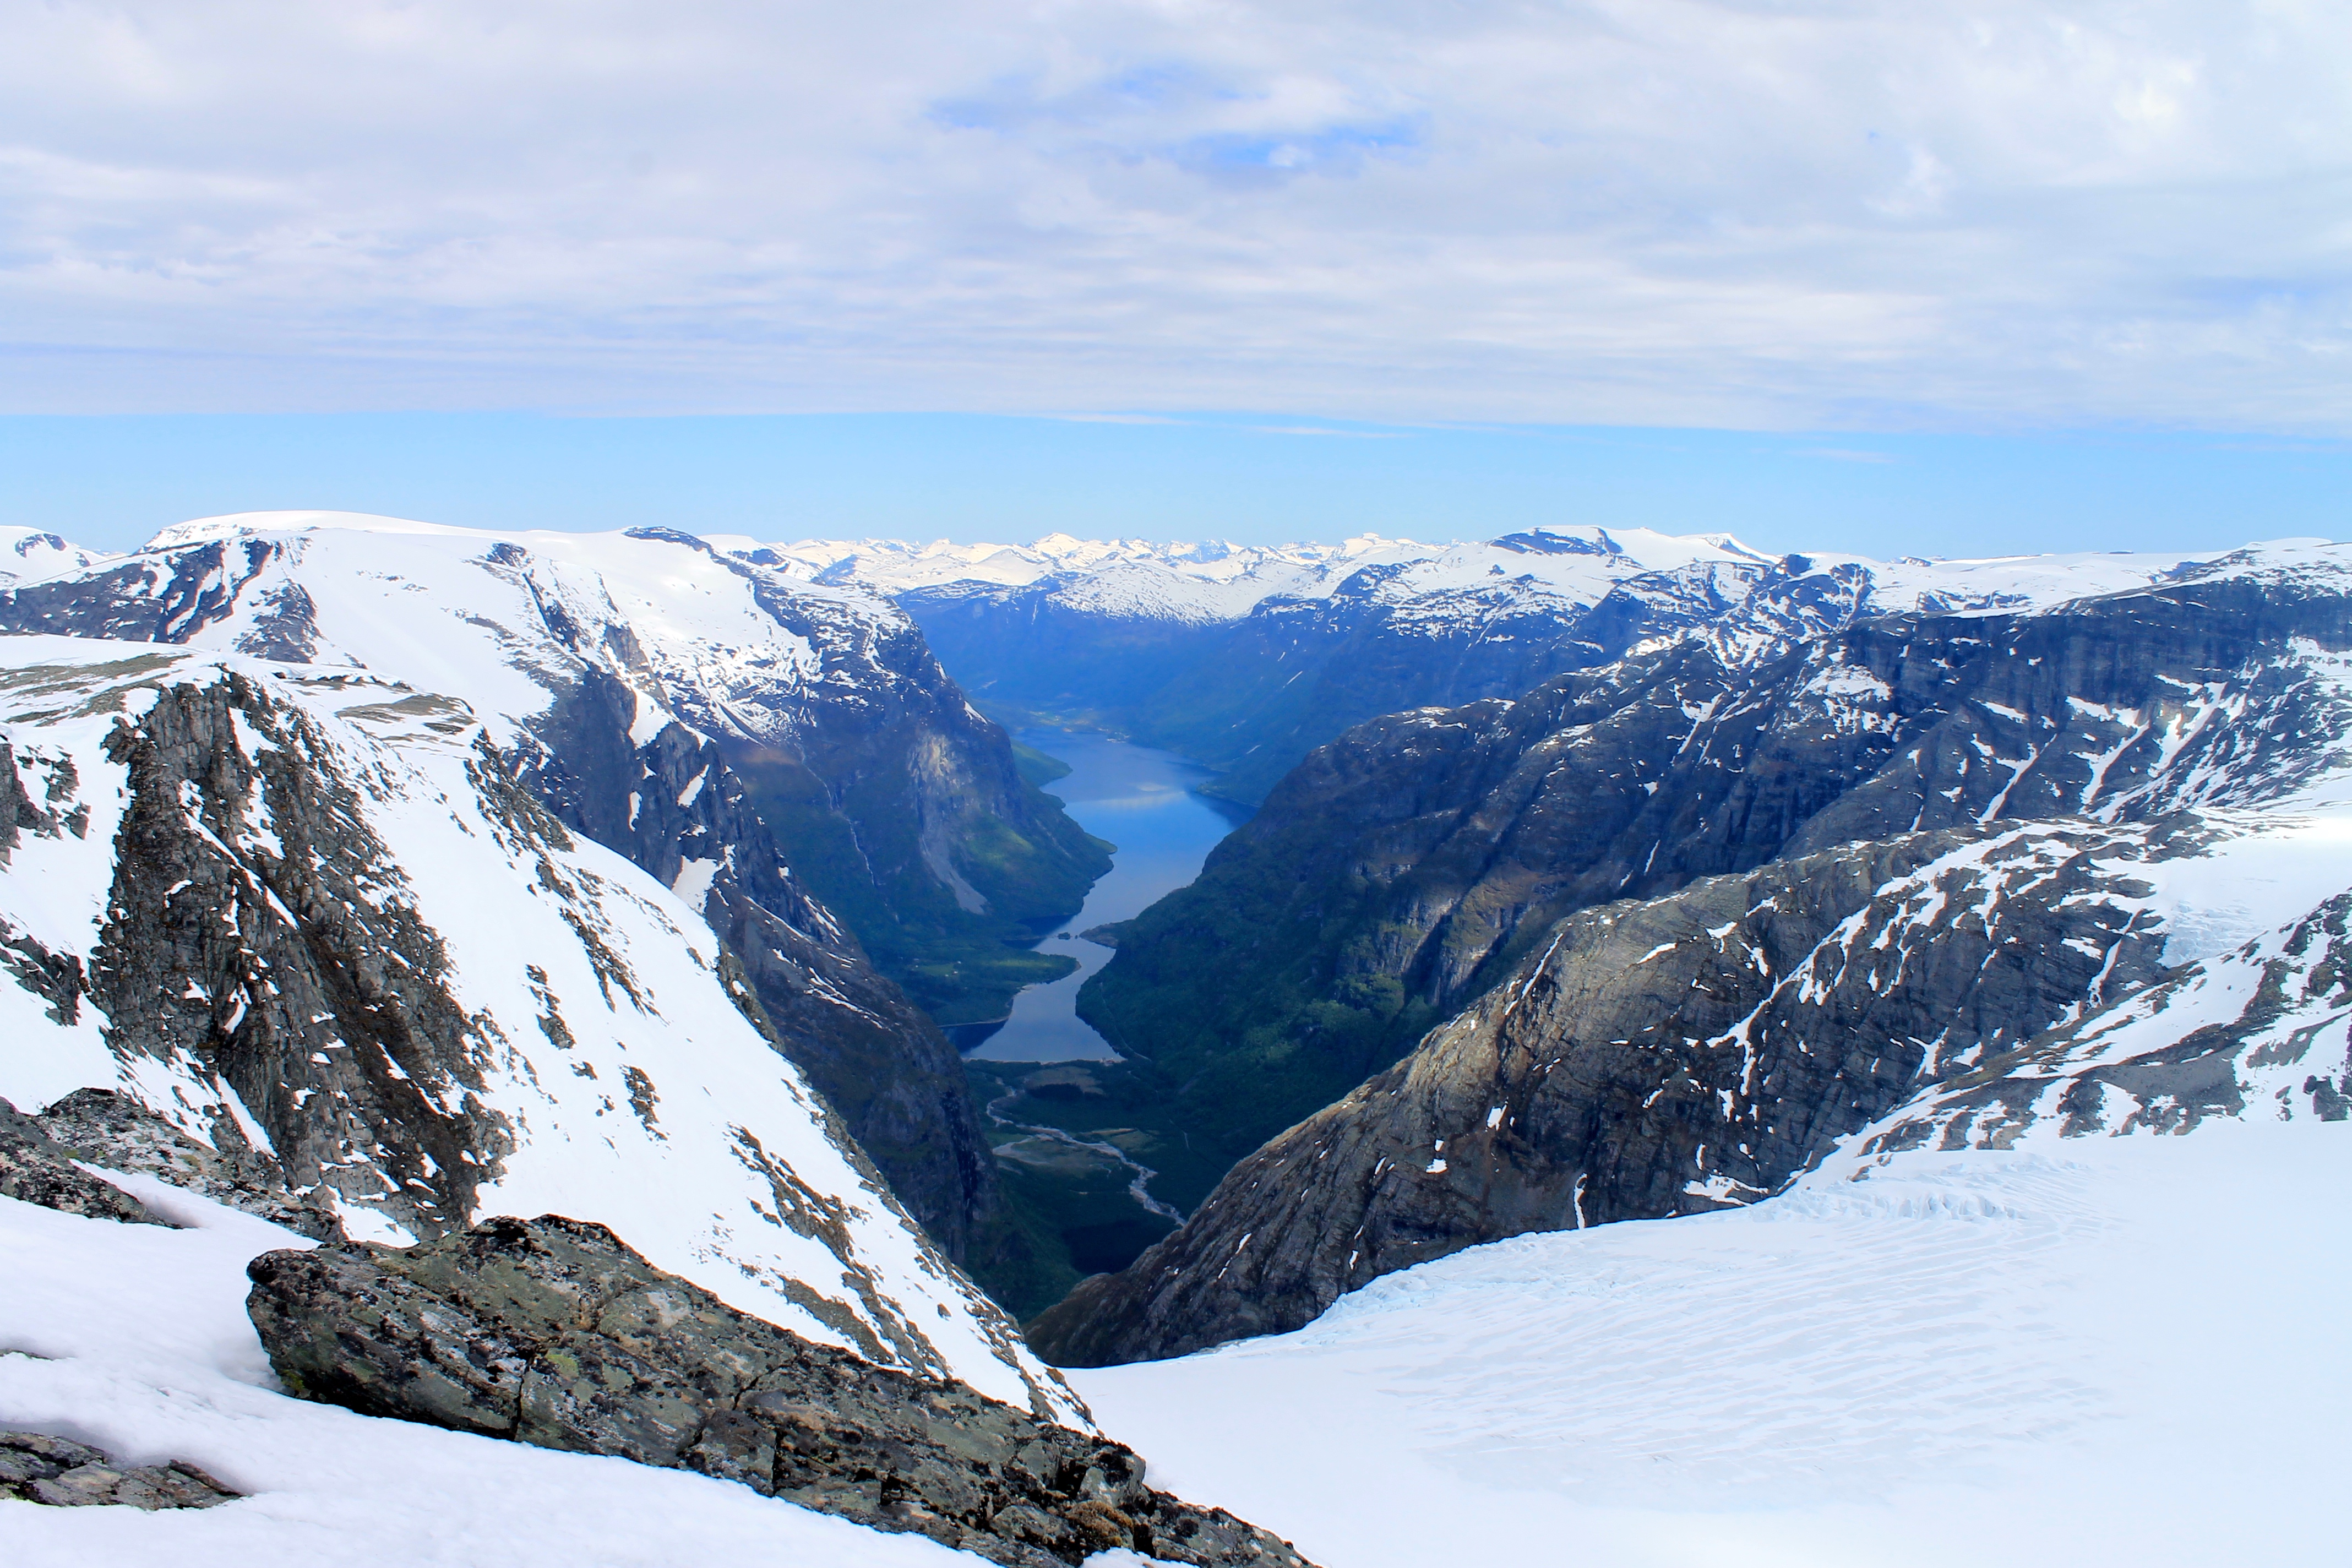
[1,3,2344,548]
[7,413,2342,558]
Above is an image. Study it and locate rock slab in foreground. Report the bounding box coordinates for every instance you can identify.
[0,1429,239,1509]
[246,1215,1313,1568]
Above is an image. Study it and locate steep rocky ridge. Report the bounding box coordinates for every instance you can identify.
[0,637,1083,1419]
[248,1214,1314,1567]
[1071,543,2352,1209]
[0,514,1110,1274]
[1032,818,2196,1362]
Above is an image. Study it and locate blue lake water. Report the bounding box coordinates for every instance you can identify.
[957,729,1248,1063]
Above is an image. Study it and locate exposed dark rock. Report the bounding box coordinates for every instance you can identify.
[1076,556,2352,1215]
[246,1215,1313,1568]
[0,1095,160,1225]
[35,1088,340,1240]
[90,672,515,1241]
[538,695,1008,1266]
[1,531,1102,1284]
[0,1429,239,1509]
[1860,890,2352,1153]
[1033,819,2187,1366]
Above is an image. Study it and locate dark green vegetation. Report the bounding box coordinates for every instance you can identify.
[1010,739,1074,787]
[1073,881,1447,1204]
[1041,559,2352,1359]
[721,740,1106,1026]
[962,1060,1214,1320]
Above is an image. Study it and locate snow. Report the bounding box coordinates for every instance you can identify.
[0,529,115,589]
[737,528,2241,646]
[79,511,903,759]
[0,635,1079,1423]
[1075,1119,2350,1568]
[0,1183,990,1567]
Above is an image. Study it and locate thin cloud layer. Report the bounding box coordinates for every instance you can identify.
[1,1,2344,427]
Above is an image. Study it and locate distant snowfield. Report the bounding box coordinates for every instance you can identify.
[1074,1121,2349,1567]
[753,526,2228,634]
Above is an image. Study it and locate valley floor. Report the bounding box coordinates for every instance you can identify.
[1073,1123,2350,1568]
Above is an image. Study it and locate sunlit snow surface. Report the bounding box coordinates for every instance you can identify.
[759,525,2223,634]
[0,635,1076,1422]
[0,1182,988,1567]
[1075,1121,2349,1567]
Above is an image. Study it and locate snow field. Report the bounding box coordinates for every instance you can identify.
[1073,1122,2351,1568]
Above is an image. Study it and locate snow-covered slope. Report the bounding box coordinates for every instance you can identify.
[1072,881,2352,1566]
[0,511,1115,1268]
[0,530,112,589]
[739,533,1442,624]
[62,510,945,766]
[1077,1125,2348,1567]
[1035,536,2352,1364]
[746,526,2233,807]
[0,636,1077,1420]
[755,525,2214,638]
[1,1185,989,1568]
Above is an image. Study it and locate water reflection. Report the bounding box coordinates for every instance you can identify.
[955,728,1247,1062]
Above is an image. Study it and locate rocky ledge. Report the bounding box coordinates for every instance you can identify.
[246,1215,1313,1568]
[0,1088,341,1238]
[0,1429,239,1510]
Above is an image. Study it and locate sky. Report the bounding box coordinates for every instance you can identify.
[1,2,2345,552]
[3,413,2345,558]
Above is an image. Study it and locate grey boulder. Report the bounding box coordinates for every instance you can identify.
[246,1213,1313,1568]
[0,1429,239,1510]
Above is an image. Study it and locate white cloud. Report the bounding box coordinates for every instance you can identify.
[0,0,2344,428]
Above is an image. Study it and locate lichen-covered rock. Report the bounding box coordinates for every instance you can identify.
[0,1429,239,1509]
[0,1095,158,1226]
[33,1088,340,1239]
[246,1214,1313,1568]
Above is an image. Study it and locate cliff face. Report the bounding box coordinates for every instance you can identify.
[0,638,1082,1420]
[1030,543,2352,1363]
[876,531,2203,807]
[1073,546,2352,1202]
[1035,839,2352,1366]
[0,514,1110,1270]
[1031,820,2184,1362]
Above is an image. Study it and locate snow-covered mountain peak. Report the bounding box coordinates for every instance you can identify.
[0,527,115,589]
[145,510,499,549]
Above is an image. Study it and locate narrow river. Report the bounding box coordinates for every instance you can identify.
[959,728,1246,1063]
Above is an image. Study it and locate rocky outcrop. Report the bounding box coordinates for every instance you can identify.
[3,1085,335,1234]
[1075,547,2352,1217]
[1033,819,2186,1364]
[0,1430,239,1510]
[0,1094,159,1224]
[247,1215,1313,1568]
[90,671,515,1242]
[33,1087,340,1238]
[0,520,1108,1275]
[1,644,1079,1411]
